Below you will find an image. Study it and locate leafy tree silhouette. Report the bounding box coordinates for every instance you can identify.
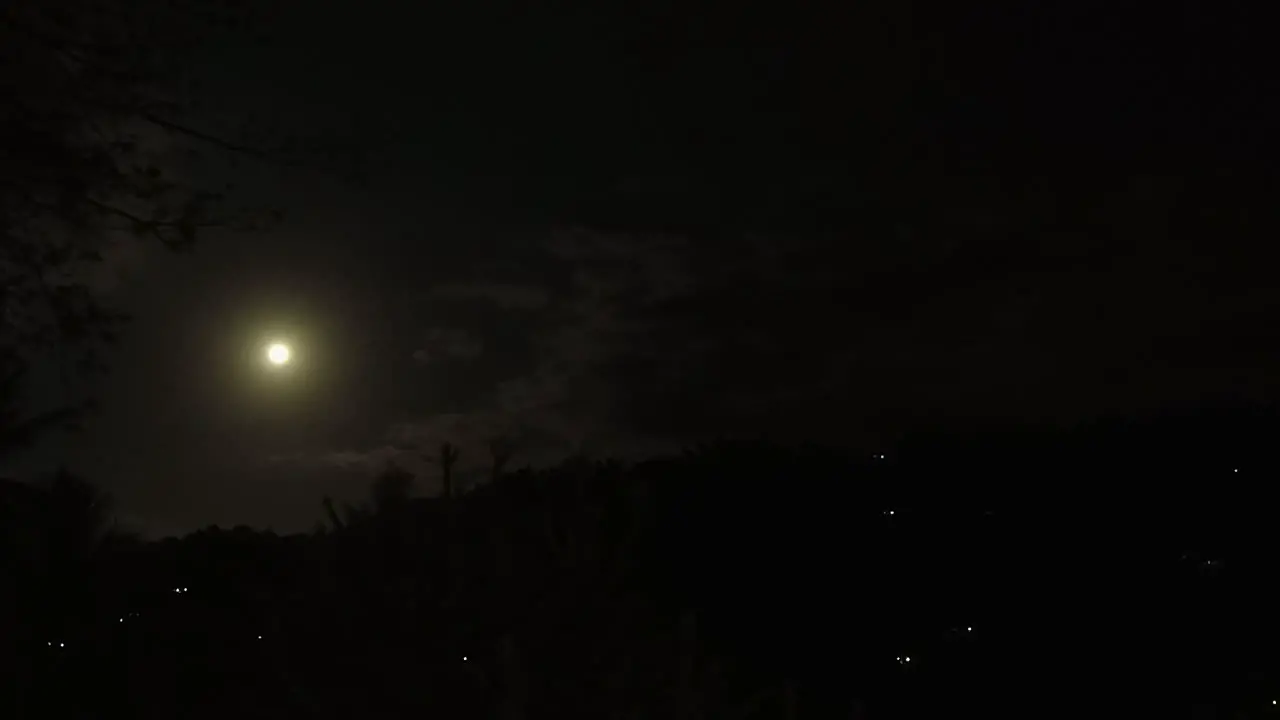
[0,468,142,717]
[0,1,273,451]
[1,0,362,456]
[370,460,413,515]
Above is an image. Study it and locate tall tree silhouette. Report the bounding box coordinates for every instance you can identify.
[40,467,113,561]
[439,441,460,499]
[321,495,344,530]
[489,435,515,484]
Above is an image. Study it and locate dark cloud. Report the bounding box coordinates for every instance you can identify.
[411,327,484,364]
[280,173,1280,491]
[10,2,1277,535]
[432,282,550,310]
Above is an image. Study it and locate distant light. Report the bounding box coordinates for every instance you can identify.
[904,656,910,663]
[1234,468,1239,473]
[967,627,972,632]
[462,656,468,662]
[59,642,65,648]
[257,635,262,640]
[119,618,123,622]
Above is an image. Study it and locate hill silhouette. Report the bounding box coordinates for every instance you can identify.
[4,404,1280,718]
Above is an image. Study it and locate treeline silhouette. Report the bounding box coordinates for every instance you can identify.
[4,406,1280,719]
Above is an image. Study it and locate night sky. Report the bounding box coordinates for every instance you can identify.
[5,3,1277,535]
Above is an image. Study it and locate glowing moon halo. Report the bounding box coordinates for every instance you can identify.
[266,342,291,366]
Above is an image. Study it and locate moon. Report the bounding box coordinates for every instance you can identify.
[266,342,291,366]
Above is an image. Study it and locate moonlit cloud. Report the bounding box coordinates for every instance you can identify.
[265,448,401,472]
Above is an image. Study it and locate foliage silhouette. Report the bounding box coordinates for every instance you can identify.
[6,406,1280,717]
[370,461,413,515]
[1,0,263,447]
[0,0,363,455]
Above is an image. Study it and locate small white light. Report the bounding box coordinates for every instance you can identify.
[967,626,972,632]
[47,642,52,647]
[904,656,910,663]
[462,656,468,662]
[257,635,262,640]
[119,618,123,622]
[59,642,65,648]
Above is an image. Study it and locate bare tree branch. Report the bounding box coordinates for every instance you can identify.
[139,111,274,160]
